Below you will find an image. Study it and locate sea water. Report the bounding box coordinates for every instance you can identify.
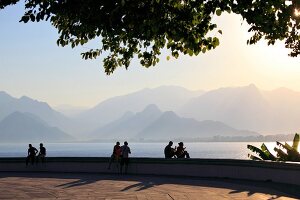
[0,142,280,159]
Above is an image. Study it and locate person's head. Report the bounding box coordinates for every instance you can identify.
[116,141,120,146]
[178,142,183,147]
[29,144,32,148]
[168,141,173,146]
[124,141,128,146]
[40,143,43,147]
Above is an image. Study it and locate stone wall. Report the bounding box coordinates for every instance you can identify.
[1,157,300,185]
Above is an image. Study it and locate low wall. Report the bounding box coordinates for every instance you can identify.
[1,157,300,185]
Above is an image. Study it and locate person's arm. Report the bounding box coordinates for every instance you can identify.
[129,147,131,154]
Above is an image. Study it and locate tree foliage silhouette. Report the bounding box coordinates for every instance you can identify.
[1,0,300,74]
[248,133,300,162]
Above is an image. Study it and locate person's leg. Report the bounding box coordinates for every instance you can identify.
[185,151,190,158]
[177,154,184,158]
[41,155,45,163]
[39,155,45,163]
[120,158,124,174]
[26,156,30,166]
[124,158,129,174]
[35,155,37,164]
[31,155,35,165]
[115,156,120,171]
[108,154,114,169]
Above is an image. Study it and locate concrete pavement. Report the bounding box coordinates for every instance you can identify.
[0,172,299,199]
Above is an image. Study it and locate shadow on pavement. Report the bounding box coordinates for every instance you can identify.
[0,172,299,199]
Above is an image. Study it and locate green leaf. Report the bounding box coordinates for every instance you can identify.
[19,16,30,23]
[216,9,222,16]
[172,51,179,59]
[166,56,170,61]
[292,133,299,150]
[218,30,222,35]
[248,154,262,161]
[247,144,273,160]
[212,37,220,47]
[30,14,35,22]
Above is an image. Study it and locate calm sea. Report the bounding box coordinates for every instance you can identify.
[0,142,280,159]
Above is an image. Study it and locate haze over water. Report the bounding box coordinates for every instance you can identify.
[0,142,283,159]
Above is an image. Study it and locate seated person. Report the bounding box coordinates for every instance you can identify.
[175,142,190,158]
[26,144,38,166]
[164,141,176,158]
[37,143,46,163]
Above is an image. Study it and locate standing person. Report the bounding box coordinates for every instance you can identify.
[120,141,131,174]
[26,144,38,166]
[108,141,121,170]
[37,143,46,164]
[175,142,190,158]
[164,141,176,158]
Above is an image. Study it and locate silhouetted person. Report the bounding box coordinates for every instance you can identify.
[175,142,190,158]
[120,141,131,174]
[108,141,121,170]
[26,144,38,166]
[164,141,176,158]
[37,143,46,164]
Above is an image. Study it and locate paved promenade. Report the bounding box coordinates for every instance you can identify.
[0,172,299,199]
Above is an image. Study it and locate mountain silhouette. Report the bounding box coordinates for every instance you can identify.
[89,105,258,141]
[2,84,300,140]
[89,104,162,139]
[138,111,258,140]
[0,91,82,135]
[76,86,203,133]
[0,112,73,142]
[179,84,270,131]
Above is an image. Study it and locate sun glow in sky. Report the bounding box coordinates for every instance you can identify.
[0,3,300,108]
[295,9,300,16]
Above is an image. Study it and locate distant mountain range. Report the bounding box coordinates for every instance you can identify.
[178,84,300,134]
[89,104,258,141]
[1,84,300,142]
[54,104,88,117]
[75,86,204,132]
[0,91,73,132]
[0,112,73,142]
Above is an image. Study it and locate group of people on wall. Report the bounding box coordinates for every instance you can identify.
[164,141,190,159]
[107,141,190,174]
[108,141,131,174]
[25,141,190,173]
[26,143,46,166]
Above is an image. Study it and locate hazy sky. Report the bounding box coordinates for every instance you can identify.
[0,3,299,108]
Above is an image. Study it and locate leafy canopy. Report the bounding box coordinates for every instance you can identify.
[1,0,300,74]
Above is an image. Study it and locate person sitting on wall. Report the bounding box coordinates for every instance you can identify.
[37,143,46,164]
[175,142,190,158]
[26,144,38,166]
[164,141,176,158]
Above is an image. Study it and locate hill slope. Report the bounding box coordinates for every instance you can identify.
[89,105,258,141]
[76,86,203,132]
[0,112,73,142]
